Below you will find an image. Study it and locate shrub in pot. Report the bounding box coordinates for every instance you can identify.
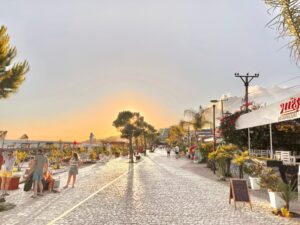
[232,150,249,179]
[260,168,285,209]
[244,162,263,190]
[277,180,297,212]
[199,143,213,163]
[208,144,238,180]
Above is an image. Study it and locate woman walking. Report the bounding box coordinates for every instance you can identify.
[0,151,15,196]
[64,152,81,188]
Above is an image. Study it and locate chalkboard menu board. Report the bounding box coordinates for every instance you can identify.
[229,179,252,210]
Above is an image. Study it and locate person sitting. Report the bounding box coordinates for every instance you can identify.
[24,156,35,180]
[43,169,55,193]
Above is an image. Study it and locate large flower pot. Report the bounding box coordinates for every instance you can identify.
[249,176,261,190]
[268,191,285,209]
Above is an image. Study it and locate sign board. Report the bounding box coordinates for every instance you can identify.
[236,92,300,130]
[229,179,252,210]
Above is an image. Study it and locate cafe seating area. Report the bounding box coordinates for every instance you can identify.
[274,151,300,165]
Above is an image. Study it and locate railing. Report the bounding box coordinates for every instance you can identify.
[249,149,271,158]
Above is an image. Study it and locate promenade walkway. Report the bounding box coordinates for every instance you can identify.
[1,151,299,225]
[50,151,300,225]
[0,157,129,225]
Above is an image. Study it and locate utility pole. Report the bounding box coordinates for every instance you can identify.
[220,98,228,117]
[210,100,218,151]
[234,73,259,113]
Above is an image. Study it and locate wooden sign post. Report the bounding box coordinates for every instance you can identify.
[229,179,252,210]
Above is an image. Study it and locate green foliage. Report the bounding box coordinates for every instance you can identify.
[49,146,64,169]
[198,143,213,162]
[232,150,249,166]
[113,111,142,140]
[278,180,297,211]
[220,112,295,151]
[264,0,300,63]
[0,26,29,99]
[219,112,248,148]
[90,151,97,160]
[259,167,297,211]
[259,167,281,192]
[181,109,203,146]
[243,161,264,177]
[208,144,238,179]
[113,111,157,162]
[15,150,27,164]
[167,125,185,146]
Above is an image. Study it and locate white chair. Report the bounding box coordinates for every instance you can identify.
[275,151,282,160]
[281,151,296,165]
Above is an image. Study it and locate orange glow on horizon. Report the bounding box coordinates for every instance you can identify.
[1,91,179,141]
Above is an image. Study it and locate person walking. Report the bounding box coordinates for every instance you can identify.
[175,145,180,159]
[166,146,171,157]
[0,150,15,197]
[31,149,48,198]
[64,152,81,188]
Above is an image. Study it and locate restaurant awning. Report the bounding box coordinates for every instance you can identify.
[236,92,300,130]
[234,92,300,159]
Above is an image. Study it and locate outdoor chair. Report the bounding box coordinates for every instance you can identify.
[281,151,296,165]
[274,151,282,160]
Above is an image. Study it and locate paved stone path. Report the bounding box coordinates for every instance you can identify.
[54,151,300,225]
[1,151,300,225]
[0,157,129,225]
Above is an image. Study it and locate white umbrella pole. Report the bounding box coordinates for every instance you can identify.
[248,128,251,154]
[269,124,273,159]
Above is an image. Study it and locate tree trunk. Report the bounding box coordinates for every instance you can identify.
[239,165,243,179]
[194,130,198,146]
[225,158,231,177]
[129,137,134,163]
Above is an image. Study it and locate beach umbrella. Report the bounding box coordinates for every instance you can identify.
[20,134,29,140]
[20,134,29,149]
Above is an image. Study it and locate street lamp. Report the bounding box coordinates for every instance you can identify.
[210,100,218,151]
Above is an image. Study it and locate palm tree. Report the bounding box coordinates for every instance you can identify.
[167,124,186,146]
[181,107,203,146]
[264,0,300,63]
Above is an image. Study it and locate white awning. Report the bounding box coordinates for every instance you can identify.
[236,92,300,130]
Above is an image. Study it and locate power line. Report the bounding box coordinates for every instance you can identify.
[248,75,300,96]
[234,73,259,113]
[222,76,300,112]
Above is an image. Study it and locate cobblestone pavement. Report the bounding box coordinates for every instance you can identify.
[50,151,300,225]
[0,157,130,225]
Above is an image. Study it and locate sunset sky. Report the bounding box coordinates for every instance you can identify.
[1,0,300,141]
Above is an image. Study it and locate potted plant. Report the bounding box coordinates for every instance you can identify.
[199,143,213,163]
[278,180,297,212]
[260,168,285,209]
[208,144,238,180]
[232,150,249,179]
[243,162,263,190]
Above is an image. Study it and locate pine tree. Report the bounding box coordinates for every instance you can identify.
[0,25,29,99]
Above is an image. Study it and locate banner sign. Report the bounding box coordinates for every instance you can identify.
[236,93,300,130]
